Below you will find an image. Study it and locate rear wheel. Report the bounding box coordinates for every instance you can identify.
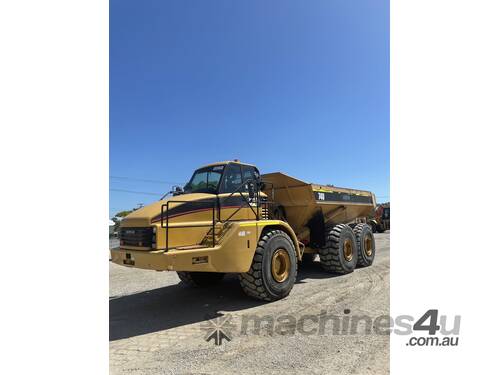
[319,224,357,274]
[176,271,225,287]
[353,223,376,267]
[239,229,297,301]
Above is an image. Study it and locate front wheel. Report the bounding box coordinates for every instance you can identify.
[239,229,298,301]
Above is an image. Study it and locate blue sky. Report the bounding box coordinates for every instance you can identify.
[110,0,389,217]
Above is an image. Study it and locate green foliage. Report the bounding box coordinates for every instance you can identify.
[115,210,133,218]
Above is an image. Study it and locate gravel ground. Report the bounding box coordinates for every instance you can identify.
[110,232,390,374]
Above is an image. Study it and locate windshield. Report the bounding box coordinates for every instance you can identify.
[184,165,225,194]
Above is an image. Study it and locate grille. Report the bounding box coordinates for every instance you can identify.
[120,227,153,247]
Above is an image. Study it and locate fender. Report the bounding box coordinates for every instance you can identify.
[253,220,303,260]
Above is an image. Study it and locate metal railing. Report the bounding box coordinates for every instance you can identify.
[160,179,273,251]
[161,199,216,250]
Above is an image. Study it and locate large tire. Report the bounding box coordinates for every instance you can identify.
[353,223,376,267]
[176,271,225,287]
[319,224,357,274]
[239,229,297,301]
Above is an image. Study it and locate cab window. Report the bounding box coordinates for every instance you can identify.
[220,163,243,193]
[242,165,259,191]
[184,165,224,194]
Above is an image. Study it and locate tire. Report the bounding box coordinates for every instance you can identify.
[301,253,317,264]
[239,229,297,301]
[176,271,225,287]
[319,224,357,274]
[353,223,376,267]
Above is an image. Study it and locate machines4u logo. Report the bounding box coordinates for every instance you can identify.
[201,314,236,346]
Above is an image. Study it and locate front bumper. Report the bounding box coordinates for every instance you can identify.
[109,245,252,273]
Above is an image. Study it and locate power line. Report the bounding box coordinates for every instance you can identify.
[110,176,184,185]
[110,188,163,196]
[110,188,389,200]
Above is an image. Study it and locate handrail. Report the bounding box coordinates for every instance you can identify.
[218,178,255,205]
[160,178,271,251]
[161,199,216,250]
[219,178,266,224]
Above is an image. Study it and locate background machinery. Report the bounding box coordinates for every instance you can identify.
[368,202,390,233]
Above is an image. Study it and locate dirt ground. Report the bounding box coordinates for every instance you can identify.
[110,232,390,374]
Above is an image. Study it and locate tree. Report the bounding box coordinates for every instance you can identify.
[114,210,133,218]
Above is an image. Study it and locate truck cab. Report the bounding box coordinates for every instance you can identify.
[116,161,269,251]
[182,161,262,222]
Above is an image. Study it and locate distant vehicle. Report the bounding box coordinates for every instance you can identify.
[369,203,390,233]
[110,160,377,301]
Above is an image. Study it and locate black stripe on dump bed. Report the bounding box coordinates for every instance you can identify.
[314,191,373,204]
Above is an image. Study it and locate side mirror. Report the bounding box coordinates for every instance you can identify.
[248,182,255,199]
[172,185,184,196]
[259,181,266,191]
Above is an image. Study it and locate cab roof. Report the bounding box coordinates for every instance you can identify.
[199,160,257,169]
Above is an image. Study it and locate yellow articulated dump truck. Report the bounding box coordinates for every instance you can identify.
[110,161,376,301]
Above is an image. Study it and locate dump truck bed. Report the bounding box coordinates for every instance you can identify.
[262,172,376,235]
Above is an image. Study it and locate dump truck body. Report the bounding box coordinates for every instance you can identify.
[110,161,377,301]
[262,172,376,247]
